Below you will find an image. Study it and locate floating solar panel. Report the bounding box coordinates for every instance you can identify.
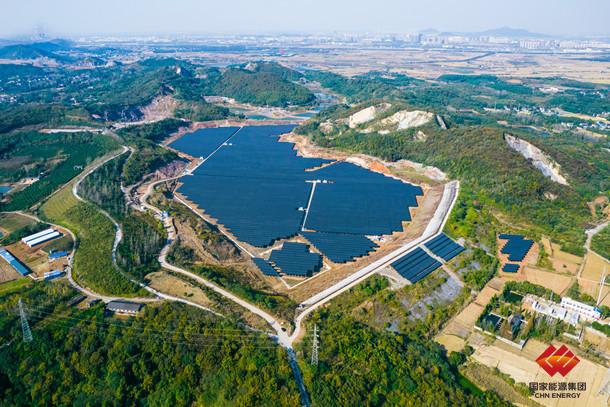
[499,234,534,262]
[302,231,377,263]
[172,125,423,263]
[391,247,441,284]
[169,127,240,159]
[252,258,280,277]
[502,263,520,273]
[269,242,322,277]
[424,233,464,262]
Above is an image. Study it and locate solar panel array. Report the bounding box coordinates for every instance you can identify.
[499,234,534,262]
[268,242,322,277]
[305,162,423,235]
[177,125,328,247]
[390,247,441,283]
[424,233,464,261]
[173,125,423,263]
[252,258,280,277]
[301,231,377,263]
[502,263,520,273]
[169,127,240,159]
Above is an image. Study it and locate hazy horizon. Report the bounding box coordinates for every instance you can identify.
[1,0,609,39]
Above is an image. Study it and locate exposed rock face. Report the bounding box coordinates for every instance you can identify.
[504,133,569,186]
[319,121,334,134]
[348,103,391,128]
[380,110,434,130]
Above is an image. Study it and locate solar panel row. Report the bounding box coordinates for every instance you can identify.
[269,242,322,277]
[390,247,441,284]
[252,258,280,277]
[169,127,240,159]
[502,263,520,273]
[500,234,534,262]
[305,162,423,236]
[424,233,464,261]
[301,231,377,263]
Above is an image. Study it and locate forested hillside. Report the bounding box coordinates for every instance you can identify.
[0,282,300,406]
[0,60,314,129]
[299,79,609,255]
[297,278,509,406]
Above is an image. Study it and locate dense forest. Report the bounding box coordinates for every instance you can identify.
[309,123,592,254]
[297,278,509,406]
[0,60,315,127]
[211,63,316,107]
[592,226,610,261]
[0,131,117,211]
[0,282,300,406]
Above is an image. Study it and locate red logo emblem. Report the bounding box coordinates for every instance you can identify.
[536,344,580,377]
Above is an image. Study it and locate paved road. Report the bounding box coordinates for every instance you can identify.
[289,180,459,343]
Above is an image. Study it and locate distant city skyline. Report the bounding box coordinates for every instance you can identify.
[1,0,609,39]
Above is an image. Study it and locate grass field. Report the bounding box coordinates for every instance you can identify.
[0,213,36,234]
[40,183,143,296]
[0,278,32,297]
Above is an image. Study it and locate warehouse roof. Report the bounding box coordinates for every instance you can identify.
[106,300,143,314]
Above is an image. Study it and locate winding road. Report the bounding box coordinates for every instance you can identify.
[6,134,461,407]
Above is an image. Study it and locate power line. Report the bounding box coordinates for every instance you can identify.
[24,304,260,335]
[18,298,33,343]
[310,324,318,367]
[26,310,280,349]
[25,307,270,341]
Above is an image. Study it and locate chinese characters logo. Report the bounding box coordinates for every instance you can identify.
[536,344,580,377]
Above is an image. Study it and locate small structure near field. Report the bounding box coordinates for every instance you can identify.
[21,228,62,248]
[0,248,30,276]
[106,300,143,316]
[44,269,64,281]
[48,251,68,261]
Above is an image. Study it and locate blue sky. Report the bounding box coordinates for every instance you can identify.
[2,0,608,38]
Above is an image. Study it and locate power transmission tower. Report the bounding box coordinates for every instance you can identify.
[310,324,319,367]
[18,298,33,343]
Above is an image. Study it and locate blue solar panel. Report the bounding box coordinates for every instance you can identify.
[173,125,423,263]
[305,162,423,235]
[252,258,280,276]
[502,263,520,273]
[391,247,441,283]
[169,127,240,159]
[302,231,377,263]
[268,242,322,277]
[424,233,464,261]
[499,234,534,262]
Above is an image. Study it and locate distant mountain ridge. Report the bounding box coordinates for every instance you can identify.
[0,39,72,61]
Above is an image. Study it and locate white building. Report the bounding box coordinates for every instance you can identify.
[560,297,602,321]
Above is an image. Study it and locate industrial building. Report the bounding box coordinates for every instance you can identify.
[44,269,64,281]
[0,248,30,276]
[21,228,62,248]
[106,300,144,316]
[48,251,68,261]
